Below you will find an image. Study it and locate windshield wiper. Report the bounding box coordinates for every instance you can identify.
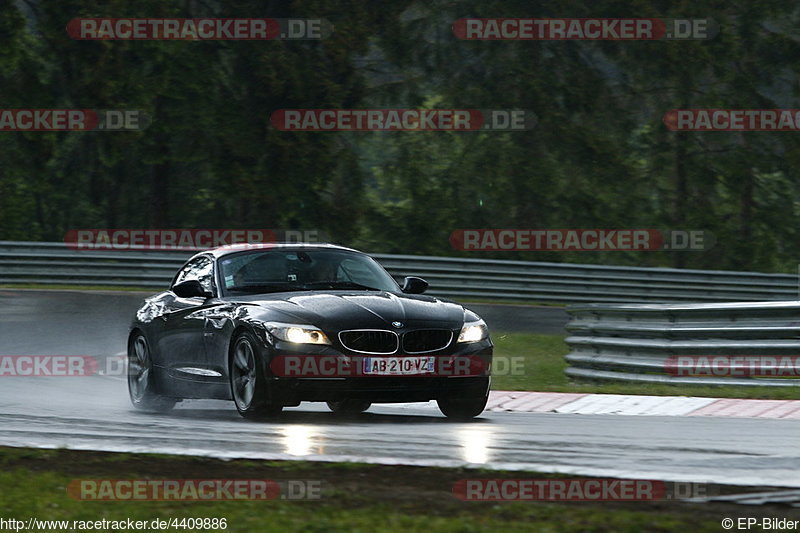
[301,281,382,291]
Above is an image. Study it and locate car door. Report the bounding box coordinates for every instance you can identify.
[156,255,218,386]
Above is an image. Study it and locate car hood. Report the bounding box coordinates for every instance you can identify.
[228,291,471,331]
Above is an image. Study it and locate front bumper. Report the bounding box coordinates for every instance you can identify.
[261,337,493,404]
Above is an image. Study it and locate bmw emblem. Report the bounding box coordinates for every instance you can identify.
[391,321,404,328]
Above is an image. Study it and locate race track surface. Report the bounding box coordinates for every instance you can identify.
[0,289,797,488]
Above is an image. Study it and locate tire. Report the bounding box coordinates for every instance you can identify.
[437,393,488,420]
[230,331,282,419]
[326,400,371,415]
[127,333,176,412]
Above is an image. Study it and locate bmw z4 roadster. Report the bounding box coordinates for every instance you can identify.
[128,243,493,419]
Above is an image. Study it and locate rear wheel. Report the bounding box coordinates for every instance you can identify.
[127,333,176,412]
[437,393,488,420]
[230,331,282,419]
[326,400,371,415]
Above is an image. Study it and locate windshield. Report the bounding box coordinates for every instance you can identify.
[218,249,399,295]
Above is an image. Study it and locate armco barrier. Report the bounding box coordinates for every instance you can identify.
[0,241,796,303]
[565,301,800,387]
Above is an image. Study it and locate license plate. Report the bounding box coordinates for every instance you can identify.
[362,356,435,375]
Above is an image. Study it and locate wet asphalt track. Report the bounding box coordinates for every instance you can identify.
[1,289,799,487]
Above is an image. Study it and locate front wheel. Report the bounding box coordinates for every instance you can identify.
[230,331,282,419]
[127,333,176,412]
[437,393,488,420]
[326,400,371,415]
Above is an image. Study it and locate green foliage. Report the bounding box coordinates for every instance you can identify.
[1,1,799,271]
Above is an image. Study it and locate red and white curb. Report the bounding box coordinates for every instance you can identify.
[487,391,800,419]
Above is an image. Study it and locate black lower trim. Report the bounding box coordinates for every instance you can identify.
[269,376,490,403]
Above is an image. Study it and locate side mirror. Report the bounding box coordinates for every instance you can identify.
[402,276,428,294]
[173,280,212,299]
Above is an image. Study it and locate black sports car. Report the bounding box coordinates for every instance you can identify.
[127,243,493,419]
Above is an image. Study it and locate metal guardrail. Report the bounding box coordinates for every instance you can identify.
[6,241,797,387]
[565,301,800,387]
[0,241,796,303]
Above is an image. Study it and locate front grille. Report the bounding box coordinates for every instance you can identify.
[402,329,453,353]
[339,330,399,354]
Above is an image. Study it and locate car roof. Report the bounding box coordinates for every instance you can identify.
[192,242,362,261]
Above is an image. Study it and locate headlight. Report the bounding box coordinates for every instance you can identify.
[458,319,488,343]
[266,323,331,345]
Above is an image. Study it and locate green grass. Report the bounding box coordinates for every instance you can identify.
[491,332,800,400]
[0,446,772,533]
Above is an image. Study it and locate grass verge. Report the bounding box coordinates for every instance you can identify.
[1,446,793,533]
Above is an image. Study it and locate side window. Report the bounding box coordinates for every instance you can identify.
[173,256,215,295]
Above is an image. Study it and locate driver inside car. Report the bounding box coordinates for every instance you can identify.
[308,258,339,284]
[233,265,250,288]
